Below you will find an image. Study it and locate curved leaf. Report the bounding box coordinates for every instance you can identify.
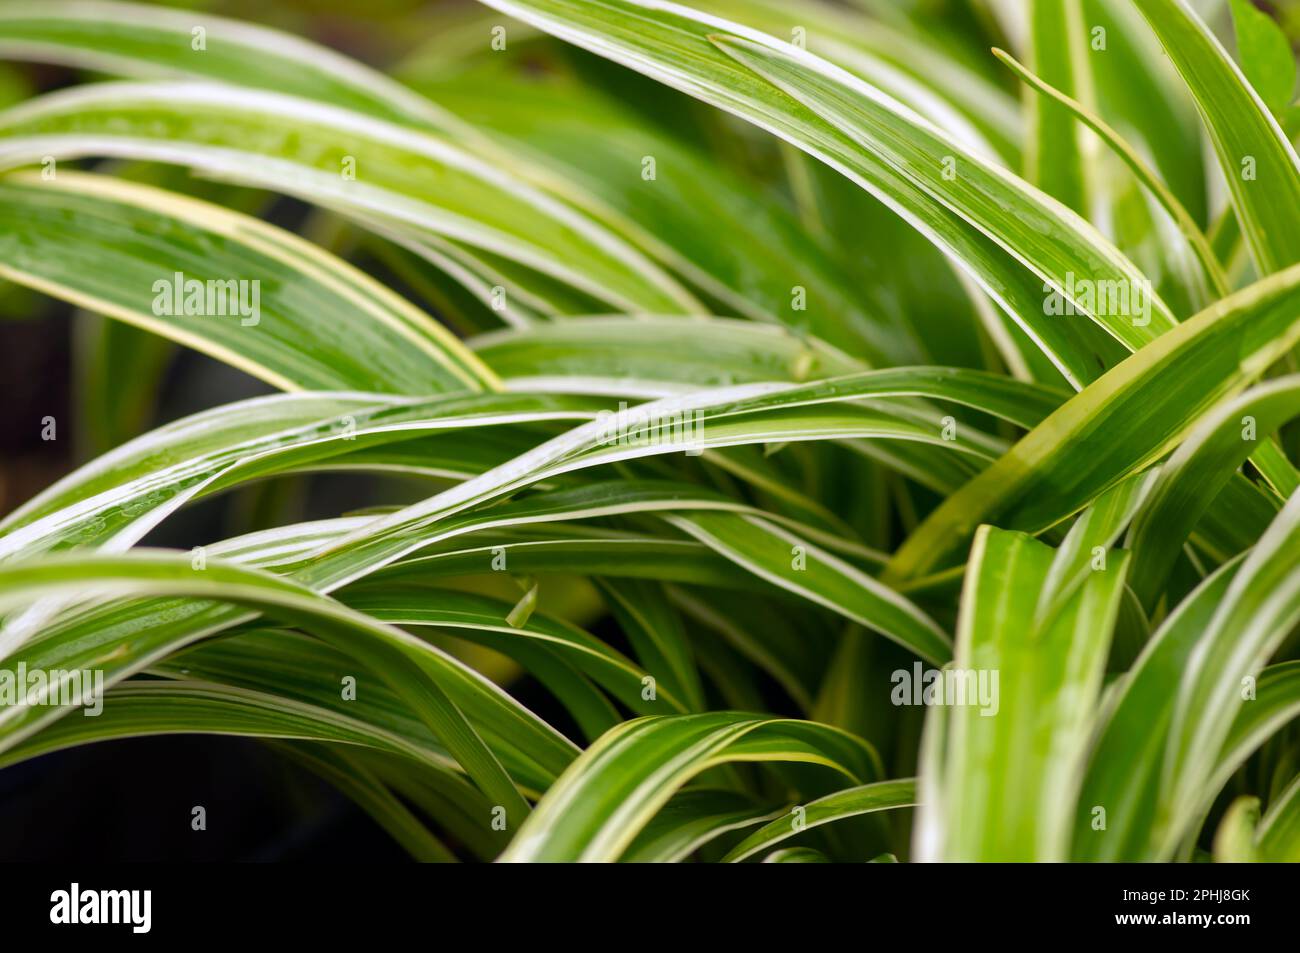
[0,81,700,314]
[500,712,879,861]
[887,264,1300,580]
[723,777,916,861]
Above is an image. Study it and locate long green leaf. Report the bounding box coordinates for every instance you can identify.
[887,264,1300,580]
[668,511,951,663]
[500,712,878,861]
[1128,0,1300,274]
[0,171,496,393]
[0,81,700,314]
[1126,377,1300,609]
[0,552,534,821]
[472,0,1165,386]
[919,526,1128,861]
[722,777,916,861]
[1156,487,1300,856]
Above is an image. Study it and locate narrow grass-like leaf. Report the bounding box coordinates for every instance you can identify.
[621,788,781,862]
[1126,377,1300,609]
[1156,488,1300,856]
[887,264,1300,580]
[1257,773,1300,861]
[0,82,700,314]
[0,552,533,820]
[472,0,1156,386]
[0,0,456,128]
[704,31,1176,348]
[920,526,1128,860]
[1072,555,1244,861]
[1024,0,1094,215]
[1228,0,1296,118]
[722,777,916,862]
[667,511,951,664]
[0,172,496,393]
[993,48,1229,300]
[1129,0,1300,274]
[155,627,570,795]
[500,712,878,861]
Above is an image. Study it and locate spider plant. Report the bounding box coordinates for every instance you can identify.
[0,0,1298,863]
